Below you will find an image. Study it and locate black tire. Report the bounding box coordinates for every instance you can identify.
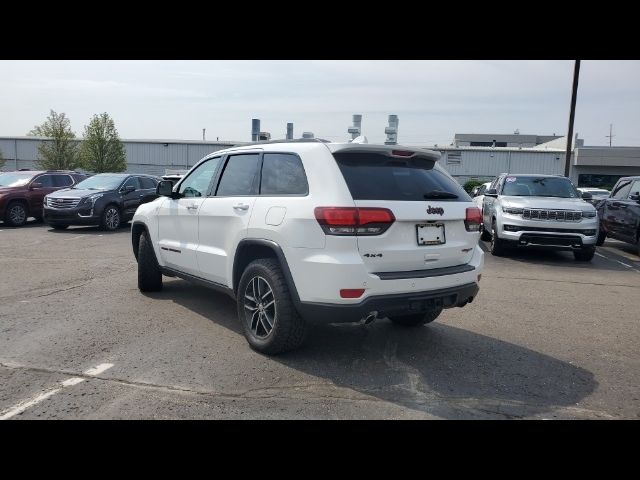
[480,223,492,241]
[389,307,443,327]
[51,224,69,230]
[137,232,163,292]
[4,201,28,227]
[574,246,595,262]
[636,233,640,257]
[489,219,507,256]
[237,258,307,355]
[596,229,606,246]
[101,204,121,231]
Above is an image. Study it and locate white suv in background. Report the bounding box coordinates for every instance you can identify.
[481,173,599,261]
[132,140,484,354]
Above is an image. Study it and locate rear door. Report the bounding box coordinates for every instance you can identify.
[137,176,159,205]
[333,151,478,273]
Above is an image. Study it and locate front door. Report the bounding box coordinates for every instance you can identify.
[121,176,142,217]
[604,179,633,239]
[157,157,222,276]
[29,174,58,212]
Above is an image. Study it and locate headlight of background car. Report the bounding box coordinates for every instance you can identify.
[502,206,523,215]
[82,193,104,206]
[45,196,51,207]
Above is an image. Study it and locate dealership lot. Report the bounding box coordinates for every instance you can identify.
[1,221,639,419]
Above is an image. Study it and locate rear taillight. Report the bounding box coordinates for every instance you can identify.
[314,207,395,236]
[465,207,482,232]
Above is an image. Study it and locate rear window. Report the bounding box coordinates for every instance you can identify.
[333,152,470,202]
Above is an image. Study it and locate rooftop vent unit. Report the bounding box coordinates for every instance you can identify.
[348,114,362,141]
[384,115,399,145]
[302,132,315,139]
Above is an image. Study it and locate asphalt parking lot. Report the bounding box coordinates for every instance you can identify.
[1,220,639,419]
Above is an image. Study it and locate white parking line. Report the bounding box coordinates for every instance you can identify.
[0,389,61,420]
[84,363,114,376]
[0,363,114,420]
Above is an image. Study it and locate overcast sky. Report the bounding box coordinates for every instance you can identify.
[1,60,639,147]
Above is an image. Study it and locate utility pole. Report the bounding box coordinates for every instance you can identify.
[564,60,581,178]
[606,124,614,147]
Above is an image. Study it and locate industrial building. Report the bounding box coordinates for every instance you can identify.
[2,127,640,190]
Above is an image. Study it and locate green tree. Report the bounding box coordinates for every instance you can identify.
[28,110,80,170]
[463,179,485,194]
[79,113,127,173]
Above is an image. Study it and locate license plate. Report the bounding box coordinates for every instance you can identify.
[416,223,445,245]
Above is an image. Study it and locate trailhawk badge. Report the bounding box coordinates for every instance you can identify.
[427,205,444,216]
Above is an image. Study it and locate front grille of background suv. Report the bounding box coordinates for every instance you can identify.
[522,208,582,222]
[48,198,81,209]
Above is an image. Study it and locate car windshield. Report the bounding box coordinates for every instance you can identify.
[73,175,125,190]
[502,176,579,198]
[0,172,35,187]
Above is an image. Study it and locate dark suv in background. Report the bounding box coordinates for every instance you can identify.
[43,173,160,231]
[0,170,88,227]
[596,176,640,254]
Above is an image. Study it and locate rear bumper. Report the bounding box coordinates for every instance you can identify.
[297,282,479,324]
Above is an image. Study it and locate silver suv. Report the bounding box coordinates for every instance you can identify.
[481,173,598,261]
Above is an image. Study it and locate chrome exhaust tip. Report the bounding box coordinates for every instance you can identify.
[361,311,378,325]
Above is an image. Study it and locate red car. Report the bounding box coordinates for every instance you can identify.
[0,170,88,227]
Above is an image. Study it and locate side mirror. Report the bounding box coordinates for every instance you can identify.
[121,185,136,194]
[581,191,593,200]
[485,188,498,197]
[630,193,640,202]
[30,182,43,190]
[157,180,174,197]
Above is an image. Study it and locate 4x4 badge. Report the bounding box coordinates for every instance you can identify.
[427,206,444,216]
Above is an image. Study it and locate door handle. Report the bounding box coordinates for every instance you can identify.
[186,204,198,210]
[233,204,250,211]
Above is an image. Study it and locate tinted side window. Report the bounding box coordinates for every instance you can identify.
[178,157,221,197]
[36,174,55,187]
[261,153,308,195]
[139,177,157,189]
[611,180,633,200]
[216,154,261,196]
[52,174,73,187]
[122,176,140,191]
[629,180,640,197]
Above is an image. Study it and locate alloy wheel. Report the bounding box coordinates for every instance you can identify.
[105,208,120,230]
[9,205,26,225]
[243,276,276,338]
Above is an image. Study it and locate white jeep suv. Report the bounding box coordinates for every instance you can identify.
[132,140,484,354]
[481,173,598,260]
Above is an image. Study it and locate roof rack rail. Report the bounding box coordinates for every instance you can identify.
[248,138,331,145]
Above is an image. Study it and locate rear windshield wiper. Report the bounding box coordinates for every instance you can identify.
[424,190,458,199]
